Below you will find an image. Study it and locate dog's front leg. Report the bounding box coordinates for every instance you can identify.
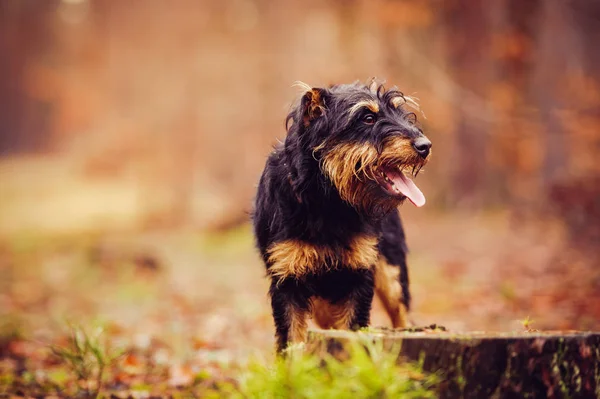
[269,279,310,353]
[348,268,376,330]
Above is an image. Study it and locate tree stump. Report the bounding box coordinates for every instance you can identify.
[307,327,600,398]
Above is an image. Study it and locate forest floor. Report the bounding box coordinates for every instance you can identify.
[2,154,597,397]
[3,206,589,397]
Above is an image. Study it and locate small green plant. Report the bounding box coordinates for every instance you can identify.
[50,324,123,399]
[519,316,538,332]
[229,339,438,398]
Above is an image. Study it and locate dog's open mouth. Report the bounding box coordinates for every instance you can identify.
[375,164,426,207]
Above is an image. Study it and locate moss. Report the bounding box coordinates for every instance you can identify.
[454,352,466,395]
[553,340,570,396]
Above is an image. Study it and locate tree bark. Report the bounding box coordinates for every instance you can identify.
[307,328,600,398]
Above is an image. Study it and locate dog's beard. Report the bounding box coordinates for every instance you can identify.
[373,138,427,207]
[320,139,427,214]
[347,181,400,216]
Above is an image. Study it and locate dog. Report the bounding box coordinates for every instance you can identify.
[253,80,431,353]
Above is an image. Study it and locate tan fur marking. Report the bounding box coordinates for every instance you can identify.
[311,297,354,329]
[348,99,380,120]
[320,138,424,208]
[374,259,409,328]
[378,137,422,167]
[303,89,326,126]
[292,82,327,126]
[267,241,325,281]
[321,141,379,206]
[288,308,308,343]
[267,235,378,282]
[344,235,379,268]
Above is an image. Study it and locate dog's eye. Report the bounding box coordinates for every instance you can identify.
[363,114,376,125]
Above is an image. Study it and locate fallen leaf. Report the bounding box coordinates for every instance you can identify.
[168,363,194,387]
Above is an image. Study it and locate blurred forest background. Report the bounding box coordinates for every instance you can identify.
[1,0,600,394]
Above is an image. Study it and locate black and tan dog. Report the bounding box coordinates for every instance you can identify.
[253,80,432,353]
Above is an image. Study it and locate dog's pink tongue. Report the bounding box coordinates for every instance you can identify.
[391,172,426,207]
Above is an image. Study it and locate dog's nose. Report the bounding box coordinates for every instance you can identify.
[413,137,431,158]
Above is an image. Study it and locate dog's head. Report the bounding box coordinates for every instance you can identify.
[285,80,432,214]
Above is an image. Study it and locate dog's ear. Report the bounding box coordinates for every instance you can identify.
[300,87,327,127]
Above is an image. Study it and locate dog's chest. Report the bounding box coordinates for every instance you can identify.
[266,234,379,282]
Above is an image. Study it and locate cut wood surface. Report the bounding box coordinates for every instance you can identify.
[307,327,600,399]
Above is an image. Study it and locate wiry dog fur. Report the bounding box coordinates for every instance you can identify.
[253,80,432,353]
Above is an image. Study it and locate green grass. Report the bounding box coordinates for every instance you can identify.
[225,340,438,399]
[4,321,438,398]
[49,324,125,399]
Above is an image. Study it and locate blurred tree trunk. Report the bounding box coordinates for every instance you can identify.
[491,0,542,208]
[442,0,492,208]
[571,0,600,89]
[569,0,600,178]
[532,0,568,187]
[0,1,55,154]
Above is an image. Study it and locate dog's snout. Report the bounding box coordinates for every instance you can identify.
[412,137,431,158]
